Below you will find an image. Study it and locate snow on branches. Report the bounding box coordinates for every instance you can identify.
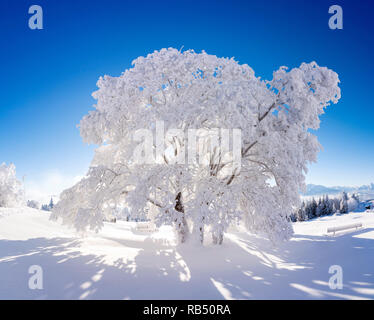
[51,48,341,244]
[0,163,24,207]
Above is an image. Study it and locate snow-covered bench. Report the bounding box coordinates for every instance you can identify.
[133,221,157,233]
[327,223,362,236]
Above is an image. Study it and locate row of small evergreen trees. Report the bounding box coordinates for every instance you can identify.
[27,198,54,211]
[290,192,360,222]
[41,198,54,211]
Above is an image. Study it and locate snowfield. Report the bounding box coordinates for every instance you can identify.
[1,207,374,300]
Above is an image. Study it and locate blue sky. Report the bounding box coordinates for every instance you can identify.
[1,0,373,201]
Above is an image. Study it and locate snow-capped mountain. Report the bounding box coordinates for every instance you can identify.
[304,183,374,200]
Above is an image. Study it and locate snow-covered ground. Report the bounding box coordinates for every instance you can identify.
[1,207,374,300]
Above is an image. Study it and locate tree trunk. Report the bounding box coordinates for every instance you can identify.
[199,225,204,244]
[174,192,189,243]
[212,228,224,245]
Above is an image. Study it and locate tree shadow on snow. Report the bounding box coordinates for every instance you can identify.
[0,228,373,299]
[197,228,374,299]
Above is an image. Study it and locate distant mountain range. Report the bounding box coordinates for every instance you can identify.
[303,183,374,200]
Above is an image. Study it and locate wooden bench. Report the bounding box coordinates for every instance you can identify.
[327,223,362,236]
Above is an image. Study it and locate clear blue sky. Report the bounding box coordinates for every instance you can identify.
[1,0,373,201]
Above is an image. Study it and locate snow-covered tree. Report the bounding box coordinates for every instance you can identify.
[49,197,54,210]
[41,198,55,212]
[296,201,307,221]
[315,198,322,217]
[51,48,341,244]
[351,193,360,202]
[308,198,318,219]
[348,193,360,212]
[325,197,329,215]
[0,163,24,207]
[322,195,333,216]
[340,191,349,214]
